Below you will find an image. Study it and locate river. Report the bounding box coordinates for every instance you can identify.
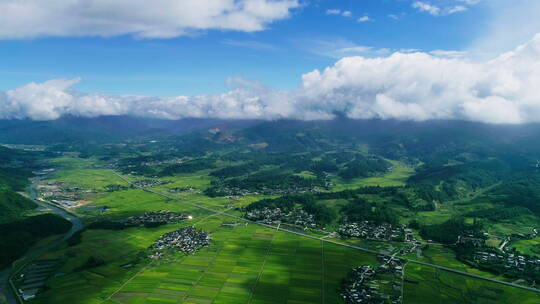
[0,179,84,304]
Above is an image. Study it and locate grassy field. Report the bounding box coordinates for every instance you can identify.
[331,160,414,191]
[106,216,382,304]
[404,263,540,304]
[32,213,382,304]
[511,237,540,258]
[30,155,540,303]
[48,157,127,191]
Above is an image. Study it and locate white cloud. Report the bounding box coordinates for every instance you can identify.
[297,38,391,59]
[446,5,467,14]
[412,1,441,16]
[430,49,468,58]
[341,10,352,18]
[357,16,372,23]
[300,33,540,124]
[325,9,352,18]
[0,0,299,39]
[325,9,341,15]
[457,0,480,5]
[3,33,540,124]
[412,1,473,16]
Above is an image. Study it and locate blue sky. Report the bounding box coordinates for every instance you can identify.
[2,0,540,124]
[0,0,490,96]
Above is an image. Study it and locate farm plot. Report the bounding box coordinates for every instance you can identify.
[109,216,382,304]
[403,263,540,304]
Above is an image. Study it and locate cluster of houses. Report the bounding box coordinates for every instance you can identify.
[209,173,332,197]
[150,226,211,258]
[341,255,403,304]
[339,221,404,242]
[210,185,323,197]
[245,207,317,228]
[472,251,540,273]
[341,265,381,303]
[132,179,173,188]
[124,211,189,226]
[168,187,195,193]
[107,156,192,170]
[136,156,192,167]
[457,235,486,247]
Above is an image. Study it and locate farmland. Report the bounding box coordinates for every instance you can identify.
[7,119,540,304]
[32,212,381,304]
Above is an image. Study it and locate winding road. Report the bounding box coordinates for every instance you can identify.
[0,179,84,304]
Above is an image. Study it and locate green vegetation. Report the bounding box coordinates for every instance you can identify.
[511,237,540,258]
[404,263,540,304]
[0,149,38,223]
[419,218,483,244]
[7,119,540,303]
[34,214,380,304]
[0,214,72,268]
[0,188,36,223]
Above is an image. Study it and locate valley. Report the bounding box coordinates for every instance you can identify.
[2,119,540,303]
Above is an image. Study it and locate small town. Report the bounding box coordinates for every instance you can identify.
[150,226,211,258]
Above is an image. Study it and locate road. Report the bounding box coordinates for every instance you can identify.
[0,179,85,304]
[114,172,540,295]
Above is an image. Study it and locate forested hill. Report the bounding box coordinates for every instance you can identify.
[0,147,38,223]
[0,116,258,144]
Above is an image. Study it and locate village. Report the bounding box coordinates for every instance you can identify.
[472,250,540,275]
[167,186,196,193]
[341,254,404,304]
[123,210,190,226]
[149,226,211,259]
[339,221,405,242]
[132,179,173,188]
[105,156,193,170]
[451,228,540,281]
[208,185,326,197]
[245,207,317,228]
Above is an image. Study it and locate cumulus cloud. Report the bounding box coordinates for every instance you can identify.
[0,0,299,39]
[299,33,540,124]
[3,33,540,124]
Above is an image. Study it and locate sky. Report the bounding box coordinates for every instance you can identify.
[1,0,540,123]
